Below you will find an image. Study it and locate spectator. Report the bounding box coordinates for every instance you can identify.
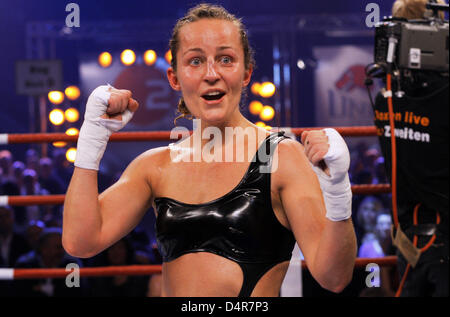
[51,149,73,189]
[359,212,393,258]
[363,148,381,174]
[349,142,369,181]
[13,227,85,297]
[0,150,14,182]
[373,157,388,185]
[25,220,45,251]
[12,161,25,189]
[20,169,50,224]
[0,206,31,267]
[375,212,395,256]
[358,212,397,297]
[129,227,152,264]
[38,157,65,225]
[38,157,64,195]
[87,237,149,297]
[25,149,40,172]
[0,205,31,297]
[0,176,27,231]
[353,169,374,185]
[355,196,385,248]
[146,240,163,297]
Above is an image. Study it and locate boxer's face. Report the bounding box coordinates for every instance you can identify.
[167,19,252,125]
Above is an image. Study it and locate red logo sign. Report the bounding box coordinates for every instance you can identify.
[113,64,179,126]
[335,64,369,92]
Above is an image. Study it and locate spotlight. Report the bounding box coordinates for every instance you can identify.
[52,142,67,148]
[49,109,65,126]
[121,49,136,66]
[165,50,172,64]
[65,86,80,100]
[66,148,77,163]
[64,108,79,123]
[259,105,275,121]
[48,91,64,105]
[251,82,261,95]
[65,128,79,136]
[249,101,263,115]
[259,82,276,98]
[297,59,306,70]
[144,50,157,66]
[98,52,112,68]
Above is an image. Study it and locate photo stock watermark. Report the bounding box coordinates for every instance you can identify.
[65,3,80,28]
[65,263,80,288]
[365,3,380,28]
[365,263,380,288]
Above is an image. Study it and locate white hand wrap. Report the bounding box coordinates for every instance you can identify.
[75,84,134,170]
[311,128,352,221]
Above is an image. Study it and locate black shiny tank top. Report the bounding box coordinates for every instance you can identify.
[154,132,296,296]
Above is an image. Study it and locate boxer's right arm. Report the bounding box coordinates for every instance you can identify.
[63,152,153,258]
[62,85,145,258]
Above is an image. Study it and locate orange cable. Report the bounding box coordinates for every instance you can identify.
[395,204,441,297]
[386,74,399,229]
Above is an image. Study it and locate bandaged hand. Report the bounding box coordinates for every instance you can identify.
[301,128,352,221]
[74,84,139,170]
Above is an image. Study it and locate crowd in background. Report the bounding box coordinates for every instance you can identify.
[0,139,395,297]
[0,147,162,297]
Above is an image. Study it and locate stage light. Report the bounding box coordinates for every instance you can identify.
[48,91,64,105]
[249,101,263,115]
[165,50,172,64]
[251,82,261,95]
[259,82,276,98]
[65,86,80,100]
[144,50,157,66]
[64,108,79,123]
[264,125,273,131]
[66,148,77,163]
[297,59,306,70]
[121,49,136,66]
[49,109,65,126]
[52,142,67,148]
[259,105,275,121]
[98,52,112,68]
[255,121,266,128]
[65,128,79,136]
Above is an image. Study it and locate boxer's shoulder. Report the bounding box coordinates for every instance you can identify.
[134,146,171,168]
[274,137,307,163]
[121,146,171,191]
[271,137,313,189]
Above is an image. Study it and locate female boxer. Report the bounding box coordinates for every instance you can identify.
[62,4,356,297]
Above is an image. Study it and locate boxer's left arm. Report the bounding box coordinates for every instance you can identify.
[274,133,356,293]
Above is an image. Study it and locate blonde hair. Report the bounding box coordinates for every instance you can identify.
[392,0,445,19]
[169,3,255,124]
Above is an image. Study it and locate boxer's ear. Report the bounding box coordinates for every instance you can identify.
[167,67,181,91]
[242,64,253,87]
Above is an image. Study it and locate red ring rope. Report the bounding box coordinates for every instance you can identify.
[3,126,377,144]
[1,184,390,206]
[0,256,397,280]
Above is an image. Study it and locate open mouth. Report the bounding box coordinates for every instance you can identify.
[201,91,226,101]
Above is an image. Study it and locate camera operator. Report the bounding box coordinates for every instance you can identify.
[372,0,449,297]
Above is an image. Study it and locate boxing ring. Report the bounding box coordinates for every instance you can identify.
[0,125,397,285]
